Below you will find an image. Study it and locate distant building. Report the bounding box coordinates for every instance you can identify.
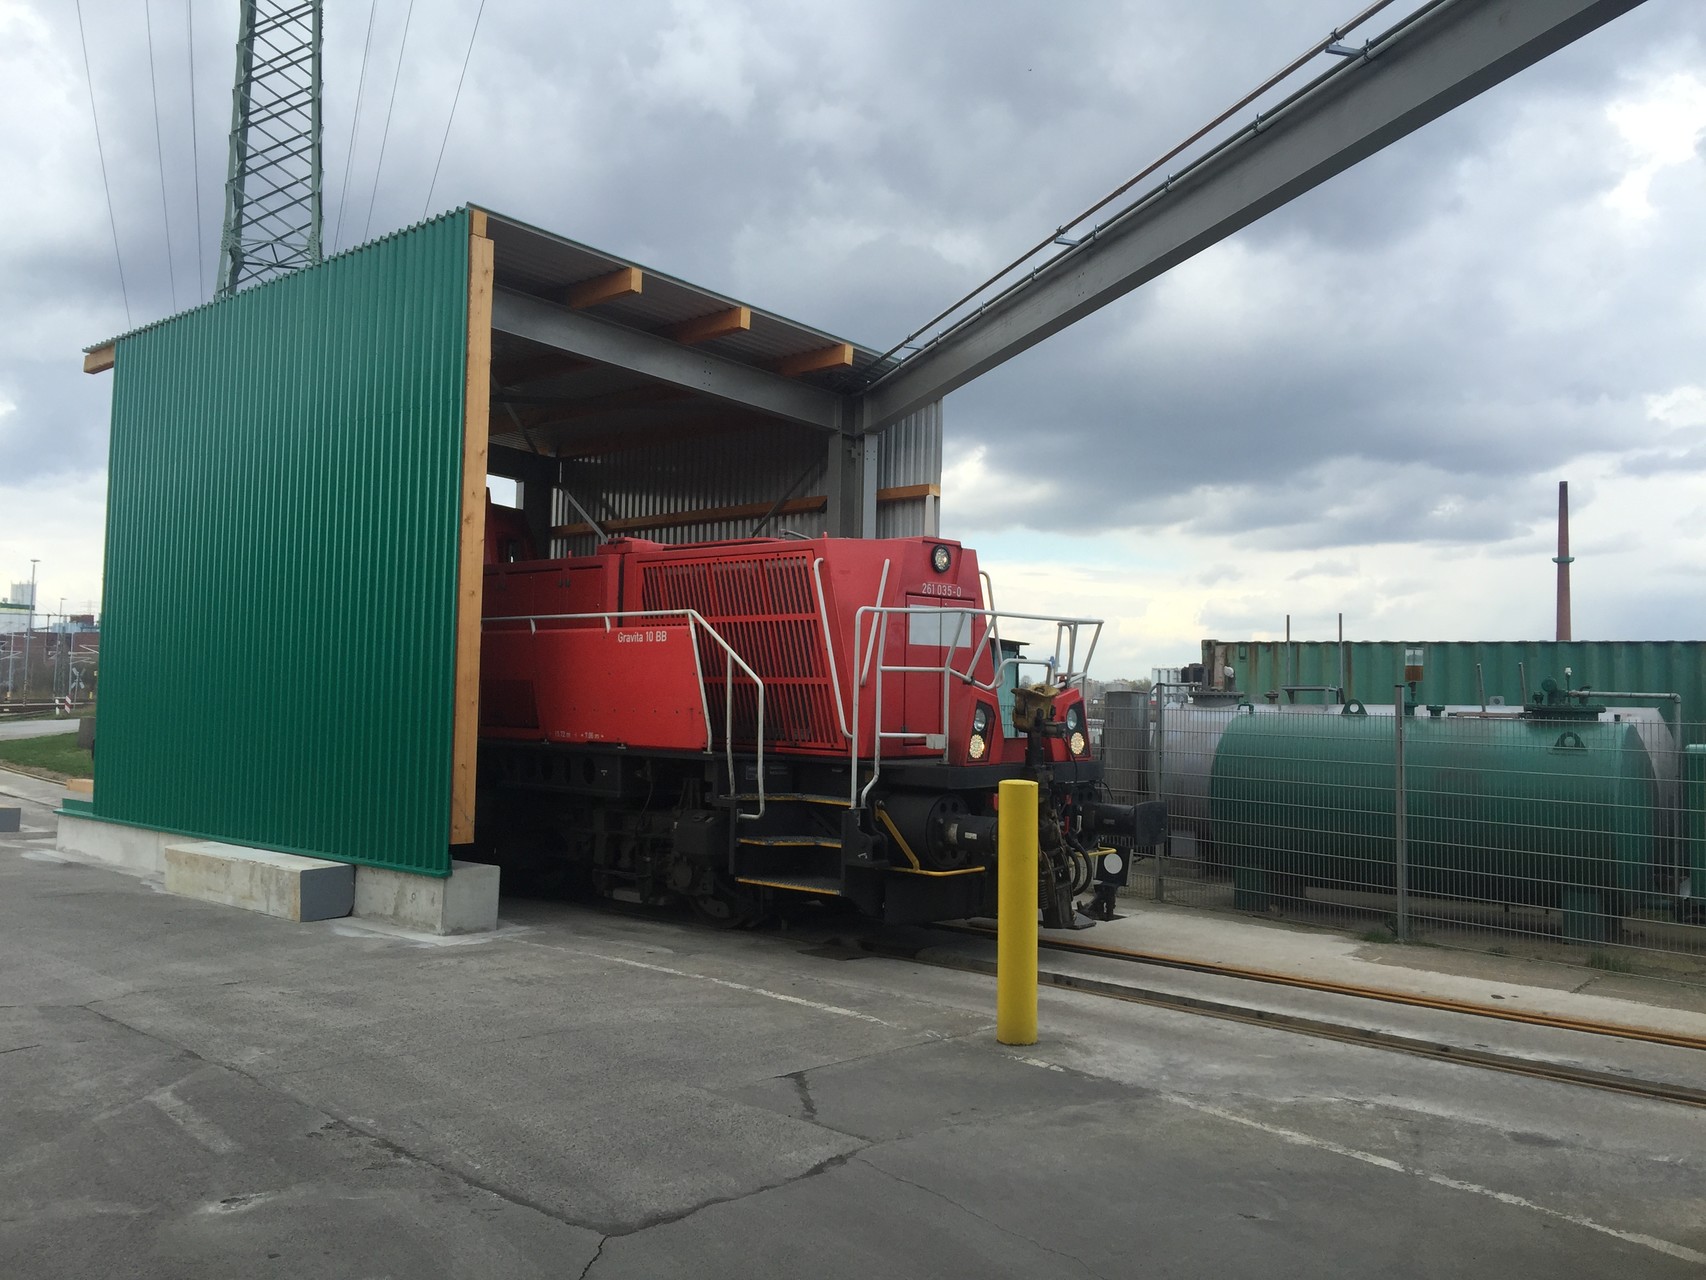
[7,583,34,609]
[0,602,27,634]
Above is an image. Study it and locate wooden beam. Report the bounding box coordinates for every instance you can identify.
[553,495,828,539]
[771,343,853,378]
[83,345,115,375]
[563,266,642,310]
[876,483,941,502]
[662,306,750,346]
[469,208,488,238]
[449,225,495,847]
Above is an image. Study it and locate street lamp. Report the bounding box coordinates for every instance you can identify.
[24,559,37,701]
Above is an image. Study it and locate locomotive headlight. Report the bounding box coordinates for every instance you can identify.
[967,732,988,761]
[972,703,992,734]
[930,544,952,574]
[1065,704,1088,756]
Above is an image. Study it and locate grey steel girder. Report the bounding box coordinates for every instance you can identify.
[490,289,845,433]
[855,0,1647,431]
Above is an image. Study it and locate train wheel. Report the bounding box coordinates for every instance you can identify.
[689,879,764,929]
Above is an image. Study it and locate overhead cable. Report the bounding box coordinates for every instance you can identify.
[333,0,381,254]
[865,0,1406,376]
[185,0,206,300]
[363,0,418,244]
[423,0,488,218]
[142,0,179,311]
[74,0,132,328]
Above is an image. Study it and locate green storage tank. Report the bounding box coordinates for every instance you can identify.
[1208,703,1656,942]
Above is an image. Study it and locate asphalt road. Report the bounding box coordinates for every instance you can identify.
[0,717,81,741]
[2,774,1703,1278]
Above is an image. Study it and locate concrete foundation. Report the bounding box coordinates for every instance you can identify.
[56,812,173,874]
[354,860,500,935]
[164,841,354,922]
[0,807,18,834]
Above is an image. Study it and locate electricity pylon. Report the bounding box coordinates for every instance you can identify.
[216,1,322,298]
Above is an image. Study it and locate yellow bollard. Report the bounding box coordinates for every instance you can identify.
[996,777,1039,1045]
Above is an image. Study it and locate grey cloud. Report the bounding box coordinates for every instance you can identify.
[1288,560,1357,580]
[6,0,1706,548]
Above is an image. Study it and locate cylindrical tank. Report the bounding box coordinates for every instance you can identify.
[1207,705,1656,912]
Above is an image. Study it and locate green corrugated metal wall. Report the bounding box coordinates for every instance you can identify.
[1203,639,1706,742]
[93,211,472,874]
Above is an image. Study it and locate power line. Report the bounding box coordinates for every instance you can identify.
[363,0,417,244]
[185,0,206,301]
[333,0,381,254]
[423,0,487,219]
[864,0,1406,376]
[74,0,132,328]
[143,0,179,311]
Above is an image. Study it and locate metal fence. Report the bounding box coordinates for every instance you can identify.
[1100,688,1706,978]
[0,617,99,707]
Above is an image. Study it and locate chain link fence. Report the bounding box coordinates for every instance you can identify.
[1101,686,1706,979]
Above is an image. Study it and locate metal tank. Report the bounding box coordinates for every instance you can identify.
[1207,699,1656,940]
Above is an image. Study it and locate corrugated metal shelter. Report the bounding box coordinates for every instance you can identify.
[1203,639,1706,741]
[77,206,943,876]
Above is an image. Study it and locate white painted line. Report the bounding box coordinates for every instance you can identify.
[146,1086,239,1155]
[1007,1054,1066,1072]
[1166,1094,1706,1266]
[584,951,902,1028]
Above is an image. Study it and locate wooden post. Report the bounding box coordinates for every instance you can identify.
[449,211,494,846]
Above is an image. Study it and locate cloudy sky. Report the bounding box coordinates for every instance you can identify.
[2,0,1703,677]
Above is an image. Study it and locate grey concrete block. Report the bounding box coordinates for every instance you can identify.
[56,812,172,874]
[353,859,500,935]
[0,807,19,833]
[164,841,354,922]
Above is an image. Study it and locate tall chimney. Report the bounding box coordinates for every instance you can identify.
[1553,481,1573,642]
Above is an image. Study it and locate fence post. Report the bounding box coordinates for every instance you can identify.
[1154,690,1167,902]
[997,778,1039,1046]
[1393,683,1410,942]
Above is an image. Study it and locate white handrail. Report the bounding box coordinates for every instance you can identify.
[482,608,766,818]
[848,603,1104,805]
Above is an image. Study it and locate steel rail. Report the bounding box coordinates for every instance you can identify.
[567,896,1706,1110]
[881,939,1706,1110]
[936,923,1706,1054]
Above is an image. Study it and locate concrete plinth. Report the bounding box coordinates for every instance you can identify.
[164,841,354,922]
[0,807,18,833]
[354,860,500,935]
[56,812,173,874]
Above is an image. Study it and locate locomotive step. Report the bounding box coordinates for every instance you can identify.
[734,875,842,896]
[727,792,851,808]
[735,834,842,849]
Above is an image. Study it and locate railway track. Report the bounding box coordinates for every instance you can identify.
[941,922,1706,1053]
[567,893,1706,1108]
[855,920,1706,1109]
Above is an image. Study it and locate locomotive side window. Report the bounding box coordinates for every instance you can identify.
[906,601,971,651]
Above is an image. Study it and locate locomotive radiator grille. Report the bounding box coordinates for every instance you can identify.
[639,555,842,750]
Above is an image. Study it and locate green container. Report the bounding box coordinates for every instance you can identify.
[1209,707,1655,941]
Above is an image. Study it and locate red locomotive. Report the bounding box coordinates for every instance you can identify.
[477,502,1154,926]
